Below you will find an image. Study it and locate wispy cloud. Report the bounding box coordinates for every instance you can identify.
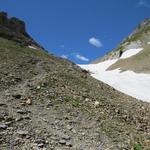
[60,45,65,48]
[136,0,150,8]
[61,53,89,62]
[89,37,102,48]
[75,54,89,62]
[61,54,68,59]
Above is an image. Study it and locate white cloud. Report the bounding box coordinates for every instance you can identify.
[60,45,65,48]
[136,0,150,8]
[61,54,68,59]
[75,54,89,62]
[89,37,102,48]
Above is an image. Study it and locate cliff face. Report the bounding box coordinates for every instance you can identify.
[0,12,26,35]
[0,12,43,49]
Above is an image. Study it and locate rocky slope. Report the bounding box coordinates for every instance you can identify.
[0,13,150,150]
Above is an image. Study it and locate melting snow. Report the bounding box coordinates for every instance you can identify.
[120,48,143,59]
[28,45,37,50]
[79,48,150,103]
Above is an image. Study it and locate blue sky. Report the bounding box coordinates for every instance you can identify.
[0,0,150,64]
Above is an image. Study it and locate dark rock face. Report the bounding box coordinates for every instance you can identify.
[0,12,8,26]
[0,12,27,36]
[9,17,26,35]
[0,12,43,49]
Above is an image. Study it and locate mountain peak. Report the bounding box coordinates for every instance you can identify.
[0,12,27,35]
[0,12,44,49]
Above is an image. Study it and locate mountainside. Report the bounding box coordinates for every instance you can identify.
[0,13,150,150]
[80,18,150,102]
[93,18,150,71]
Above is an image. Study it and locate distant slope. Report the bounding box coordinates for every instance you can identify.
[108,44,150,73]
[93,18,150,73]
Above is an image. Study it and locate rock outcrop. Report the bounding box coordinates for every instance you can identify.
[0,12,44,49]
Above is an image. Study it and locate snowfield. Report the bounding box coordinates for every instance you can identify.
[120,48,143,59]
[79,48,150,103]
[28,45,37,50]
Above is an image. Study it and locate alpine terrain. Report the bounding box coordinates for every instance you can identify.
[0,12,150,150]
[80,18,150,102]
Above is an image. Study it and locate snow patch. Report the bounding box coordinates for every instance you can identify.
[79,48,150,103]
[121,48,143,59]
[148,42,150,45]
[28,45,37,50]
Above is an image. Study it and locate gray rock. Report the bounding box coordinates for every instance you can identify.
[59,139,66,144]
[66,141,73,147]
[0,124,7,129]
[66,125,72,130]
[17,109,28,114]
[15,117,23,122]
[4,121,12,126]
[62,134,70,140]
[37,143,44,148]
[17,130,28,136]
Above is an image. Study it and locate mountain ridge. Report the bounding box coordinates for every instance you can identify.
[92,18,150,65]
[0,12,45,50]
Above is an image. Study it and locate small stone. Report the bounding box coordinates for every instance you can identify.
[94,101,100,107]
[35,139,45,144]
[62,134,70,140]
[17,110,28,114]
[0,124,7,129]
[37,143,44,148]
[37,86,41,89]
[51,136,58,140]
[66,141,73,147]
[4,121,12,126]
[17,130,28,136]
[85,98,90,102]
[46,103,53,108]
[72,129,76,133]
[26,98,32,105]
[66,125,72,130]
[15,117,23,122]
[59,139,66,144]
[81,132,85,136]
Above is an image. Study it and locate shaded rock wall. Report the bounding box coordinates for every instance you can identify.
[0,12,44,50]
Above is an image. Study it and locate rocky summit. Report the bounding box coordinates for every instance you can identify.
[0,12,150,150]
[0,12,44,50]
